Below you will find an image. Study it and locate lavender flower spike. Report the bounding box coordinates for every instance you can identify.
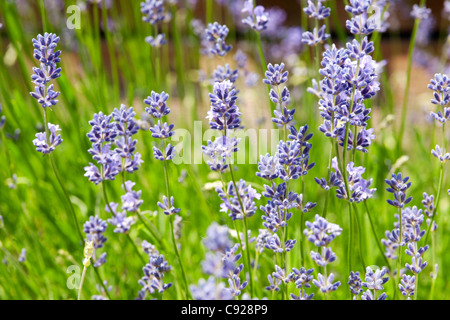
[32,123,63,155]
[242,0,269,32]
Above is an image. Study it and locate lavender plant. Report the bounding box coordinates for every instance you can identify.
[144,91,189,299]
[29,33,83,243]
[201,79,260,296]
[305,214,342,298]
[302,0,331,73]
[257,62,317,299]
[310,0,384,276]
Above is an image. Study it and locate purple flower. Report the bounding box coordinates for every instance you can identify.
[94,252,107,268]
[203,135,240,172]
[212,64,239,83]
[203,222,232,253]
[302,25,330,46]
[256,154,281,180]
[428,73,450,106]
[431,145,450,163]
[30,33,61,109]
[310,247,337,267]
[157,195,180,216]
[107,203,134,234]
[18,248,27,263]
[32,33,61,67]
[204,22,232,56]
[145,33,167,47]
[344,0,371,16]
[83,215,108,249]
[190,277,233,300]
[399,274,415,298]
[137,242,172,299]
[207,80,241,131]
[304,0,331,20]
[362,266,389,291]
[216,179,261,220]
[348,271,363,297]
[141,0,165,24]
[32,123,63,155]
[290,267,314,289]
[312,273,341,294]
[152,143,176,161]
[121,181,143,212]
[265,274,281,292]
[411,4,431,20]
[263,63,288,86]
[304,214,342,247]
[385,172,413,209]
[144,91,170,118]
[241,0,269,32]
[361,290,387,300]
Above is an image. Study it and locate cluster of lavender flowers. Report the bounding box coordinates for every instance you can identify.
[316,158,376,203]
[144,91,181,215]
[141,0,168,47]
[29,33,63,154]
[301,0,330,46]
[428,74,450,163]
[311,35,379,154]
[202,80,242,167]
[255,63,317,298]
[83,216,108,268]
[311,1,382,206]
[265,265,315,300]
[202,22,232,57]
[241,0,269,32]
[84,105,143,185]
[83,105,145,277]
[92,281,112,300]
[349,266,389,300]
[258,62,316,236]
[190,222,246,299]
[382,173,413,259]
[137,240,172,299]
[304,215,342,295]
[382,174,430,298]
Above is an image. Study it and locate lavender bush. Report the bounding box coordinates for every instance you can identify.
[0,0,449,302]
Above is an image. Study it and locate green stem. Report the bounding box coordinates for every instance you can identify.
[127,233,146,265]
[364,201,391,270]
[322,139,334,219]
[352,203,366,270]
[229,165,254,297]
[424,164,445,244]
[49,154,84,244]
[78,266,88,300]
[206,0,213,23]
[347,203,353,275]
[394,207,403,300]
[162,139,189,300]
[256,32,275,116]
[93,266,112,300]
[102,182,147,264]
